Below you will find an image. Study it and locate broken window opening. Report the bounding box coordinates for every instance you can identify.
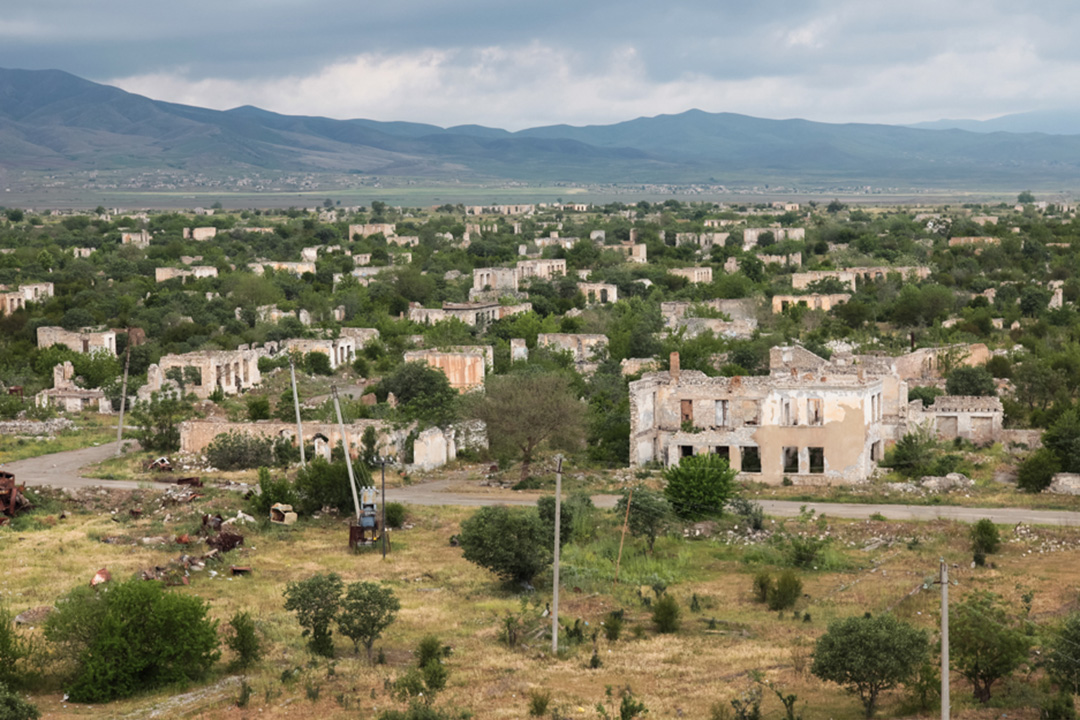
[782,446,799,474]
[782,399,795,426]
[809,447,825,474]
[715,399,728,427]
[807,398,823,426]
[680,399,693,424]
[680,445,694,458]
[741,446,762,473]
[713,446,730,461]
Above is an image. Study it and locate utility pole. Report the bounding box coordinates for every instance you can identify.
[940,559,950,720]
[551,455,563,654]
[115,334,132,455]
[331,386,361,521]
[289,358,306,467]
[380,457,388,558]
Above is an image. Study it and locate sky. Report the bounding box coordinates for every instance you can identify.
[1,0,1078,130]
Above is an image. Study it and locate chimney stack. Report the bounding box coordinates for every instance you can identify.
[670,352,680,381]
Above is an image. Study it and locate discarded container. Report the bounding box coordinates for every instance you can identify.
[90,568,111,587]
[270,503,298,525]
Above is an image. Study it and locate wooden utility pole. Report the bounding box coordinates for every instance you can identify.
[114,334,132,456]
[289,358,306,467]
[551,455,563,654]
[614,488,633,584]
[331,386,361,521]
[940,559,950,720]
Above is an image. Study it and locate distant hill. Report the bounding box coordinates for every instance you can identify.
[3,68,1080,188]
[908,110,1080,136]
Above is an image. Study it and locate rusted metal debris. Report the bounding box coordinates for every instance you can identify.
[90,567,111,587]
[0,471,31,522]
[147,457,172,472]
[175,533,191,545]
[162,487,202,505]
[207,530,243,553]
[176,476,203,487]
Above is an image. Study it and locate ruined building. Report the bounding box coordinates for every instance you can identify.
[35,361,111,414]
[403,346,492,391]
[143,347,265,400]
[36,327,117,355]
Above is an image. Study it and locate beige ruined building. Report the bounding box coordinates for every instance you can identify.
[630,343,1007,484]
[578,282,618,304]
[1,282,53,316]
[37,327,117,355]
[183,227,218,241]
[403,346,492,391]
[248,260,316,276]
[155,266,218,282]
[301,245,348,262]
[340,327,380,347]
[670,267,713,284]
[615,242,647,263]
[948,236,999,247]
[143,347,265,400]
[281,337,355,369]
[470,267,520,300]
[517,258,567,281]
[771,293,851,313]
[791,266,931,292]
[630,352,887,484]
[35,361,111,414]
[120,230,150,248]
[408,302,532,328]
[742,227,805,250]
[348,223,396,239]
[538,334,608,374]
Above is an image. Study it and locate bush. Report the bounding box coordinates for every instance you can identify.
[459,506,551,585]
[728,497,765,531]
[970,519,1001,556]
[0,683,39,720]
[1017,448,1060,493]
[250,467,299,517]
[888,426,936,478]
[416,635,450,668]
[226,611,263,671]
[205,431,275,471]
[663,453,738,520]
[305,351,334,376]
[246,395,271,421]
[129,390,192,453]
[652,594,681,633]
[336,582,400,661]
[603,610,624,642]
[616,488,671,553]
[538,494,575,548]
[767,570,803,611]
[283,573,343,658]
[44,579,220,703]
[1047,613,1080,693]
[384,502,406,529]
[528,688,552,716]
[753,572,773,603]
[0,605,31,689]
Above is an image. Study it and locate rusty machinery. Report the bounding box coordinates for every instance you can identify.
[0,471,30,525]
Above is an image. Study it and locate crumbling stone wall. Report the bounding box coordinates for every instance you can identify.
[36,327,117,355]
[403,348,488,391]
[146,347,265,400]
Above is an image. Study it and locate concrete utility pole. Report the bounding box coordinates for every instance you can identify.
[551,455,563,654]
[380,457,388,559]
[289,358,306,467]
[614,488,633,585]
[115,335,132,455]
[940,559,950,720]
[331,386,361,521]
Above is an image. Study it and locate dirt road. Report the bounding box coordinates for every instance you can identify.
[0,441,147,491]
[7,444,1079,526]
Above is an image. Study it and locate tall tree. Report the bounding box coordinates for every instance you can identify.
[950,591,1031,703]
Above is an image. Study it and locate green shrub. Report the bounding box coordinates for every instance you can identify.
[652,594,681,633]
[459,505,551,585]
[538,495,575,548]
[0,605,31,689]
[782,534,830,569]
[767,570,803,611]
[336,582,400,661]
[1041,691,1077,720]
[294,456,372,515]
[305,351,334,376]
[246,395,271,421]
[205,431,275,471]
[249,467,299,517]
[0,683,39,720]
[1017,448,1060,493]
[970,519,1001,556]
[528,688,552,716]
[603,610,624,642]
[44,579,220,703]
[663,454,737,520]
[416,635,450,668]
[283,573,343,658]
[383,502,406,529]
[752,572,773,603]
[226,611,263,671]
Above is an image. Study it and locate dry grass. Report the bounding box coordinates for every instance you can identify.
[3,489,1074,719]
[0,412,121,464]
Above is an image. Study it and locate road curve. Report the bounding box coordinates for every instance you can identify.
[0,441,148,491]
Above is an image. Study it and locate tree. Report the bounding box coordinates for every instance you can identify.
[1018,190,1036,204]
[44,579,220,703]
[950,591,1031,703]
[663,454,737,520]
[225,611,263,671]
[888,425,936,478]
[378,361,459,426]
[467,372,585,483]
[970,518,1001,556]
[283,573,344,657]
[129,389,192,453]
[337,582,400,661]
[305,351,333,376]
[538,495,575,548]
[615,488,670,553]
[246,395,271,421]
[1043,410,1080,473]
[945,367,996,397]
[1016,447,1060,493]
[1047,612,1080,694]
[458,505,551,585]
[811,613,929,718]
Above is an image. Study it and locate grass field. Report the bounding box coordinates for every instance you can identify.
[0,413,123,465]
[3,476,1074,719]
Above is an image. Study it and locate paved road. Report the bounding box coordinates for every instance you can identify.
[386,479,1080,526]
[0,440,147,491]
[7,445,1080,526]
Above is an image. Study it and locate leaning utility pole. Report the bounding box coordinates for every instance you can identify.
[940,559,950,720]
[614,488,633,585]
[551,455,563,654]
[331,386,361,521]
[289,358,306,467]
[114,334,132,456]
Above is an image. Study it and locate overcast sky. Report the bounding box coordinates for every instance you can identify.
[2,0,1077,130]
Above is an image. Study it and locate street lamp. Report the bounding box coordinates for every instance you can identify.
[375,454,391,558]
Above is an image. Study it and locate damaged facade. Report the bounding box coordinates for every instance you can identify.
[403,346,492,391]
[538,333,608,374]
[35,361,111,413]
[143,346,265,400]
[36,326,117,355]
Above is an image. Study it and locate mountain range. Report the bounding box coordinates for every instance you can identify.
[2,67,1080,189]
